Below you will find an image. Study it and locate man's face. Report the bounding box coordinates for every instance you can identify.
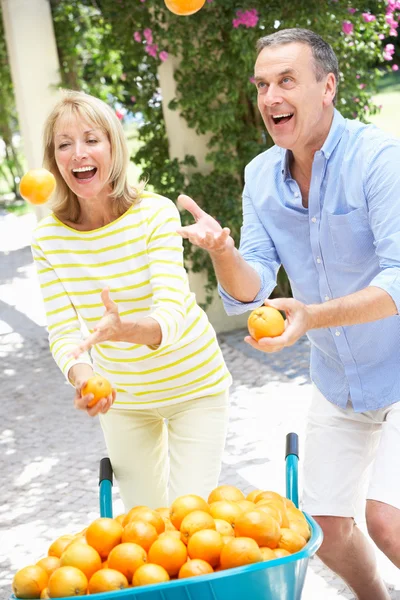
[254,42,335,153]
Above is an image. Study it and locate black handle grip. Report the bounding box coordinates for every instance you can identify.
[285,432,299,459]
[99,457,113,485]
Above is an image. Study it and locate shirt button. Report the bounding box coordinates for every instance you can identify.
[294,192,300,198]
[324,295,330,301]
[335,330,341,336]
[316,257,321,263]
[311,217,317,223]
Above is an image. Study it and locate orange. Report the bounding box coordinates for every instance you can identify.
[19,168,56,205]
[220,537,262,570]
[169,494,210,530]
[48,535,75,558]
[122,506,148,526]
[115,514,126,525]
[122,519,158,551]
[288,518,311,541]
[247,307,285,340]
[125,507,165,535]
[164,0,206,16]
[214,519,235,537]
[208,485,245,504]
[12,565,48,599]
[260,547,276,561]
[246,489,263,503]
[286,506,308,522]
[253,490,284,504]
[278,528,307,554]
[36,556,61,577]
[187,529,223,568]
[82,375,112,408]
[178,558,213,578]
[180,510,216,544]
[234,510,281,549]
[158,530,181,541]
[208,500,242,526]
[107,543,147,582]
[256,498,290,528]
[60,542,102,579]
[85,517,123,559]
[48,566,88,598]
[40,588,50,599]
[236,500,256,513]
[273,548,291,558]
[147,535,187,577]
[133,563,170,586]
[88,568,129,593]
[255,503,283,526]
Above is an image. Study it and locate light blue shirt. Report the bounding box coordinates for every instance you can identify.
[220,110,400,412]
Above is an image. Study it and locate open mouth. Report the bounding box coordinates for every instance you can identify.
[72,166,97,180]
[271,113,294,126]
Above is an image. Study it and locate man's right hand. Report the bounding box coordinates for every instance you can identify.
[177,194,234,255]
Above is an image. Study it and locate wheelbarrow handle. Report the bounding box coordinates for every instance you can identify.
[285,432,299,508]
[99,457,113,518]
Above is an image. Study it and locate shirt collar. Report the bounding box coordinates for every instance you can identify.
[280,109,347,180]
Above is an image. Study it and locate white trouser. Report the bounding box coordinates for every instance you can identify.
[99,390,229,510]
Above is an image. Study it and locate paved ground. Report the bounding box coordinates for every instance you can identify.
[1,210,399,600]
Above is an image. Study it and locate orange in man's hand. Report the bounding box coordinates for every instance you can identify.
[19,168,56,205]
[247,306,285,341]
[82,376,113,408]
[164,0,206,16]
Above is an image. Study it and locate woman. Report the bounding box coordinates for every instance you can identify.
[31,90,232,510]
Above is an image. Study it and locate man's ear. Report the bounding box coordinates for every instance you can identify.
[323,73,336,106]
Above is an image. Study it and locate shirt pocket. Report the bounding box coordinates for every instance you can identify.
[327,207,374,265]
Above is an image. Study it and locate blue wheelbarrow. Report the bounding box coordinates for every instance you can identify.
[11,433,323,599]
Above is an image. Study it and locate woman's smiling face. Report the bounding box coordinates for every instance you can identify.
[54,114,112,202]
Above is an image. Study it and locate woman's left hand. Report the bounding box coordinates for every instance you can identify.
[70,288,122,358]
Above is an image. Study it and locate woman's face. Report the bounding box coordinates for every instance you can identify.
[54,114,112,203]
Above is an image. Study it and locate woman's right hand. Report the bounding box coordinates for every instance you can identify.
[69,363,115,417]
[73,381,115,417]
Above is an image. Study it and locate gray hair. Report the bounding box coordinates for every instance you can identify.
[256,28,339,103]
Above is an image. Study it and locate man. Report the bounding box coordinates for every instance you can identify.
[177,28,400,600]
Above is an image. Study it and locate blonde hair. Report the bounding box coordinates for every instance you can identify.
[43,90,143,223]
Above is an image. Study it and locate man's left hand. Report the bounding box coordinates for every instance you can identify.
[244,297,313,353]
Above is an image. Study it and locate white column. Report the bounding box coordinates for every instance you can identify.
[1,0,61,219]
[158,57,248,333]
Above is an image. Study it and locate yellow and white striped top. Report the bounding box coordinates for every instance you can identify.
[32,192,232,409]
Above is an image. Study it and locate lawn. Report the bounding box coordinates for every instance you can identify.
[369,71,400,138]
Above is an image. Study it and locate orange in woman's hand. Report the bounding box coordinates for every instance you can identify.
[19,168,56,205]
[82,376,113,408]
[164,0,206,16]
[247,306,285,341]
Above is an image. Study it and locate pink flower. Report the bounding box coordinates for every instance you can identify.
[348,7,356,13]
[133,31,142,42]
[249,76,255,84]
[342,21,354,35]
[232,9,259,29]
[159,51,169,62]
[140,0,146,3]
[362,13,376,23]
[145,43,159,58]
[393,64,399,71]
[130,96,136,103]
[143,28,153,44]
[356,74,360,79]
[378,34,385,40]
[359,83,366,89]
[383,52,393,61]
[115,110,124,120]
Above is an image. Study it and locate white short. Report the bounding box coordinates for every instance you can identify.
[302,385,400,518]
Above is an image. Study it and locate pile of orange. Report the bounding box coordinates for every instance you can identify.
[12,486,310,598]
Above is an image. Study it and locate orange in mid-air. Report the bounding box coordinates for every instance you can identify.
[164,0,206,16]
[82,375,113,408]
[247,306,285,341]
[19,168,56,205]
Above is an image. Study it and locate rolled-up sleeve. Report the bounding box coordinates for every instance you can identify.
[219,180,281,315]
[365,140,400,313]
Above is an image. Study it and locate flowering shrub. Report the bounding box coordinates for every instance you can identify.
[52,0,398,301]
